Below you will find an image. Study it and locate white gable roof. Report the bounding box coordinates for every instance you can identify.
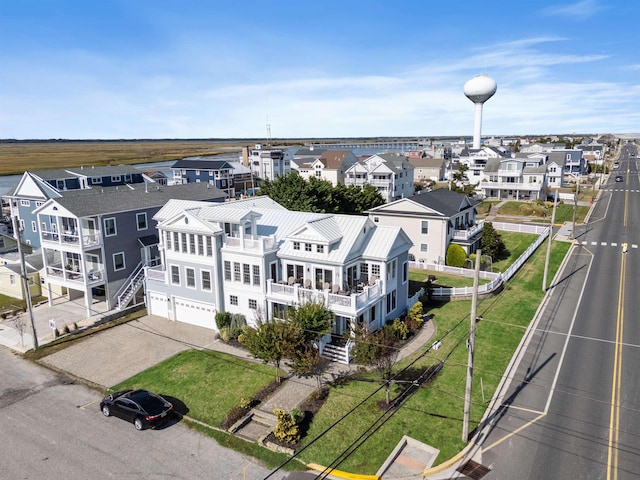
[12,172,62,200]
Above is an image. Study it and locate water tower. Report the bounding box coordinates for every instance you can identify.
[464,74,497,149]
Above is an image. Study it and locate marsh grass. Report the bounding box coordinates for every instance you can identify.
[0,140,271,175]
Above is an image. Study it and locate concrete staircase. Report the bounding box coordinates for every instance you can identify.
[233,409,278,442]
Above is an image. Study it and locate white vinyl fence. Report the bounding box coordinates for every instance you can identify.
[408,223,550,299]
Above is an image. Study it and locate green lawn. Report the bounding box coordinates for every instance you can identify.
[296,240,571,473]
[0,293,26,310]
[110,349,280,427]
[87,237,571,475]
[496,200,589,224]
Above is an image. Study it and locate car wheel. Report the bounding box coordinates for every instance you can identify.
[134,417,144,431]
[102,405,111,417]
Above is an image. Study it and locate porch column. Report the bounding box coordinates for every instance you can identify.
[84,290,92,317]
[46,281,53,306]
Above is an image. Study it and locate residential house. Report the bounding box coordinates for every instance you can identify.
[143,171,168,186]
[366,189,481,265]
[409,156,446,185]
[457,146,509,185]
[240,144,291,181]
[576,144,605,166]
[550,149,586,177]
[144,196,412,363]
[293,150,357,186]
[0,252,42,300]
[344,153,415,203]
[229,162,255,196]
[31,165,146,191]
[480,156,547,200]
[0,233,20,254]
[545,155,565,190]
[171,157,235,198]
[3,166,150,249]
[34,182,227,316]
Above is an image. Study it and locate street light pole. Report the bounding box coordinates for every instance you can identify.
[12,215,38,349]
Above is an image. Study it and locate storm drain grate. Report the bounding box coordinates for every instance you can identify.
[456,459,491,479]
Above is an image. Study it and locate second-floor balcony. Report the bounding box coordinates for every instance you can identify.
[368,178,392,187]
[41,228,101,249]
[46,264,105,287]
[267,278,383,316]
[145,265,167,283]
[223,234,276,253]
[346,177,368,186]
[453,219,485,241]
[481,181,544,191]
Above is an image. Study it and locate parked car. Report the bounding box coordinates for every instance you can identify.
[614,162,619,168]
[615,175,623,183]
[100,389,173,430]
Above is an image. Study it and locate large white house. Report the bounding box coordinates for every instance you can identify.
[144,196,412,363]
[344,153,415,203]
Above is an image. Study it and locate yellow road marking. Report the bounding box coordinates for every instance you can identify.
[482,412,546,453]
[607,251,626,479]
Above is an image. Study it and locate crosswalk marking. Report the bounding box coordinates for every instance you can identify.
[580,241,638,249]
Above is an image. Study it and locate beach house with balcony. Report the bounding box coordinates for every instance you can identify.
[3,167,149,249]
[344,153,414,203]
[480,156,548,200]
[292,150,358,186]
[144,195,412,363]
[171,157,236,197]
[367,189,481,265]
[34,182,226,316]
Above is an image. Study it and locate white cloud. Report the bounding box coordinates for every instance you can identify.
[539,0,607,20]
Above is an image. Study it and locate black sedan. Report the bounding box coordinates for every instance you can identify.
[100,389,173,430]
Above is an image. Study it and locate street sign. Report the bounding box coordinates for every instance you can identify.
[49,319,56,329]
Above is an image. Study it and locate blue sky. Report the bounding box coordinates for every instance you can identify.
[0,0,638,139]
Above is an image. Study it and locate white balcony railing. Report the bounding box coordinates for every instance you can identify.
[481,181,543,191]
[41,229,101,248]
[224,235,276,252]
[452,220,485,241]
[46,265,104,285]
[267,279,383,314]
[145,265,167,283]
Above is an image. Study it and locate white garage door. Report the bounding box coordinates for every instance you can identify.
[173,298,216,329]
[147,292,168,318]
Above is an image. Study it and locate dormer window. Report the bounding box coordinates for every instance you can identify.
[305,243,312,252]
[317,245,324,253]
[293,241,300,250]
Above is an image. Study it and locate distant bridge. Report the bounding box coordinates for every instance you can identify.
[310,141,425,151]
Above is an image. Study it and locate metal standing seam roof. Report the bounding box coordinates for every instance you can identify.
[289,216,343,243]
[151,196,408,265]
[362,225,408,260]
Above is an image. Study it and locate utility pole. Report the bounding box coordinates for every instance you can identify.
[462,249,481,442]
[543,188,559,291]
[571,180,579,240]
[12,215,38,349]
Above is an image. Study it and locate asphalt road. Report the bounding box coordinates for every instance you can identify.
[0,347,282,480]
[475,144,640,478]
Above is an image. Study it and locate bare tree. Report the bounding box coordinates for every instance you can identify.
[11,314,27,346]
